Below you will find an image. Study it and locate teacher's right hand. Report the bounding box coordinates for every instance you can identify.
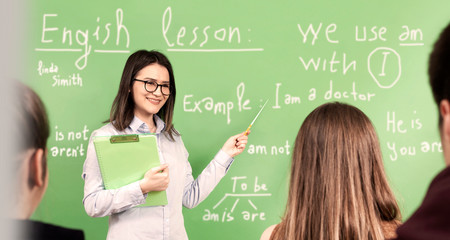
[139,164,169,194]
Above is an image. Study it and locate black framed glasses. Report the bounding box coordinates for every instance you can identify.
[133,79,171,96]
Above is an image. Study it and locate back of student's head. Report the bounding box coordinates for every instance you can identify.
[272,102,400,240]
[429,22,450,126]
[14,82,49,188]
[18,83,49,150]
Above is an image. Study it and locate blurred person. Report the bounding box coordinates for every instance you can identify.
[395,22,450,240]
[13,82,84,240]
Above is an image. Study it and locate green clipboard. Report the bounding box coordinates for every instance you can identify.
[93,133,168,207]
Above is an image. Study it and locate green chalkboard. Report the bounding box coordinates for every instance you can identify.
[25,0,450,239]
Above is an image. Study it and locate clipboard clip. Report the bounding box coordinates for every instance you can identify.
[110,135,140,143]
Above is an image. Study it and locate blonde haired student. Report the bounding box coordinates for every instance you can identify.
[261,102,401,240]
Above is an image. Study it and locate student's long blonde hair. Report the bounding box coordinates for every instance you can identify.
[271,102,400,240]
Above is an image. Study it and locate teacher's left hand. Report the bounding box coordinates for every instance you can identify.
[221,132,248,158]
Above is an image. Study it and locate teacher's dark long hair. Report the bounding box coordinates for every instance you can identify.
[108,50,178,140]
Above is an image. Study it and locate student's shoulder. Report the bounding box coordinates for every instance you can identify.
[18,219,85,240]
[260,224,277,240]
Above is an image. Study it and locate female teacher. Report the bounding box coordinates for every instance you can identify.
[82,50,248,240]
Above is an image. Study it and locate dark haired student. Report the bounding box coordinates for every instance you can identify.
[82,50,248,240]
[394,22,450,240]
[13,82,84,240]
